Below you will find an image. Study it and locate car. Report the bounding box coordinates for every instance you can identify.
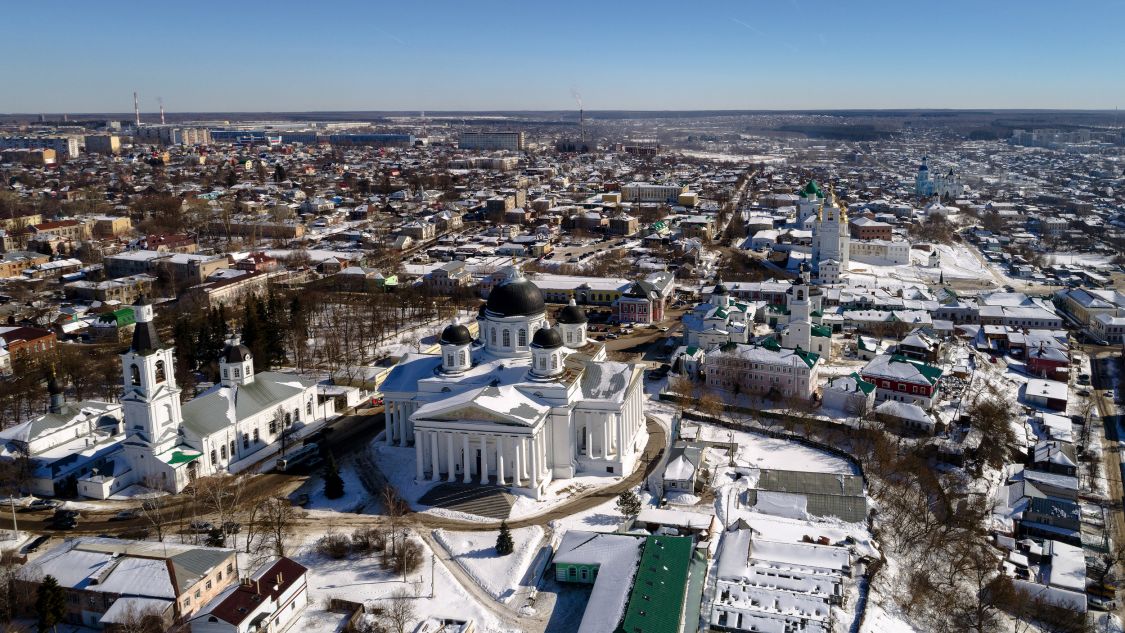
[223,521,242,534]
[187,521,214,534]
[25,535,50,553]
[117,527,152,540]
[370,396,384,406]
[605,333,619,340]
[110,509,140,521]
[658,326,669,333]
[1089,596,1118,611]
[53,509,79,520]
[141,499,162,511]
[22,498,62,513]
[50,515,78,530]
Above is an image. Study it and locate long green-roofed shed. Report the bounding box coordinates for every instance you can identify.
[616,535,693,633]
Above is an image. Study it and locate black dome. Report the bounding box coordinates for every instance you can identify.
[486,276,546,318]
[440,324,472,346]
[530,327,563,349]
[556,303,587,324]
[713,281,729,295]
[223,344,252,363]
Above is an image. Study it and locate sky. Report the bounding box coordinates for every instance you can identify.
[2,0,1124,113]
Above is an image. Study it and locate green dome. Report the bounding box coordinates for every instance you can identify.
[799,180,824,199]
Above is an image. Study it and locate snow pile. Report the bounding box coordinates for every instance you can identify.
[432,526,544,603]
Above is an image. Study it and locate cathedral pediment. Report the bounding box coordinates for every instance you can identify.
[423,404,513,424]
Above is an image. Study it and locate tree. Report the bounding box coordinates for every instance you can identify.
[34,575,66,633]
[250,496,296,563]
[616,490,642,518]
[698,390,725,421]
[495,521,514,556]
[273,164,286,183]
[323,453,345,500]
[377,588,416,633]
[110,602,165,633]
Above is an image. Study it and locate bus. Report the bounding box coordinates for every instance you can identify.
[276,442,320,473]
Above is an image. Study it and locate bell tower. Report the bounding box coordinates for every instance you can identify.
[120,296,183,448]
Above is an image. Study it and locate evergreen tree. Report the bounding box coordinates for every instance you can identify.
[273,164,286,183]
[35,575,66,633]
[240,298,264,363]
[495,521,514,556]
[172,315,198,371]
[616,490,642,518]
[323,452,344,500]
[264,291,287,367]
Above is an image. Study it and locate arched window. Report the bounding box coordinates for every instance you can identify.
[460,350,468,365]
[269,418,277,435]
[517,329,526,347]
[539,356,546,370]
[502,330,511,347]
[490,328,496,344]
[285,412,292,426]
[154,360,166,383]
[306,399,312,415]
[233,368,241,378]
[293,408,299,422]
[220,444,227,460]
[566,331,573,343]
[130,364,141,386]
[446,354,453,366]
[551,355,558,369]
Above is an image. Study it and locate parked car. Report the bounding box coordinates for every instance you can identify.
[110,509,140,521]
[187,521,214,534]
[50,513,78,530]
[22,498,62,513]
[1089,595,1118,611]
[222,521,241,534]
[25,535,49,553]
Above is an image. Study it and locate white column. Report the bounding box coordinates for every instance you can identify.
[480,435,488,483]
[602,419,610,457]
[414,431,424,481]
[430,432,440,482]
[496,437,506,485]
[584,421,591,457]
[530,437,539,488]
[616,414,624,460]
[513,437,523,487]
[386,404,395,444]
[446,433,456,482]
[462,434,471,483]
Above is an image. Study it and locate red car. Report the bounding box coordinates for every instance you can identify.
[371,396,384,406]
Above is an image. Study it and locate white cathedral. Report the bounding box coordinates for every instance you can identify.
[915,156,962,199]
[380,268,648,499]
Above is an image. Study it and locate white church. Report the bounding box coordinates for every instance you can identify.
[380,268,648,499]
[799,180,850,284]
[0,297,329,498]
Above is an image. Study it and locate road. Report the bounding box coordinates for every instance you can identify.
[1092,349,1125,618]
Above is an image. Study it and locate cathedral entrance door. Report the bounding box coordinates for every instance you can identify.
[475,450,483,483]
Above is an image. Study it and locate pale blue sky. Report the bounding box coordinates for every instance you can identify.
[2,0,1122,112]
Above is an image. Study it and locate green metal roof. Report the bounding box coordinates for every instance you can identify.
[617,535,693,633]
[889,354,943,384]
[811,324,832,338]
[799,180,824,199]
[98,308,136,328]
[850,372,876,394]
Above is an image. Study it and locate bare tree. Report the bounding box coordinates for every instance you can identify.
[253,496,297,562]
[111,602,167,633]
[377,588,416,633]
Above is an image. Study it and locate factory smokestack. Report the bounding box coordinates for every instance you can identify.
[133,91,141,127]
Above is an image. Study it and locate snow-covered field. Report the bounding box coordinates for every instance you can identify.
[433,526,544,602]
[693,425,857,474]
[292,530,516,633]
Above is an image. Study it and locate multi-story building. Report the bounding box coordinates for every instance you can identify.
[702,339,822,399]
[0,135,80,159]
[849,216,893,240]
[616,272,674,325]
[0,250,50,277]
[104,250,228,284]
[30,219,92,242]
[16,537,237,628]
[189,558,309,633]
[0,326,56,359]
[84,134,121,155]
[65,274,157,304]
[92,215,132,237]
[134,125,212,146]
[425,261,474,293]
[860,353,942,408]
[620,182,685,203]
[850,239,910,265]
[459,131,526,151]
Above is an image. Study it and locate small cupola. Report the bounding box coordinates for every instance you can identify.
[555,299,588,348]
[529,326,564,378]
[439,321,473,374]
[220,340,255,387]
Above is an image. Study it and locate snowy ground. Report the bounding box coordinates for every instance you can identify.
[292,529,517,633]
[433,526,544,602]
[300,459,369,514]
[691,424,857,475]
